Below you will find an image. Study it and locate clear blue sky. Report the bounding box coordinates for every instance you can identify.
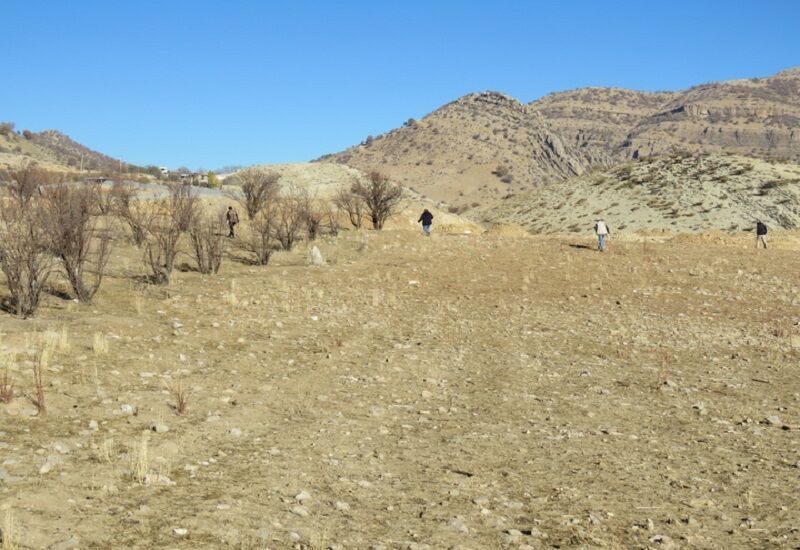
[2,1,798,170]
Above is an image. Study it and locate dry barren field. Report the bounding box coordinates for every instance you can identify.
[1,227,799,549]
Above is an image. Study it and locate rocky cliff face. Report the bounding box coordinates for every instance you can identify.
[324,68,800,208]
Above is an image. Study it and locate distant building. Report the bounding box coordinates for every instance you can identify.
[159,167,169,176]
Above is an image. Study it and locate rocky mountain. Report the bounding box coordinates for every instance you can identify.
[323,68,800,208]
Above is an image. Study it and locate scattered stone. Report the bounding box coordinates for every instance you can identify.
[88,420,99,431]
[309,246,325,267]
[334,501,350,511]
[150,423,169,433]
[172,528,188,537]
[49,536,80,550]
[295,490,311,502]
[290,505,310,518]
[229,428,242,437]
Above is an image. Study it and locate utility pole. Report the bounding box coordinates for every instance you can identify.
[80,153,83,171]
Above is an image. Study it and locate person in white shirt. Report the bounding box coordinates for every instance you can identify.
[594,219,610,252]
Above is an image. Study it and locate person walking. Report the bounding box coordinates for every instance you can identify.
[226,206,239,238]
[418,208,434,236]
[594,218,610,252]
[756,219,768,249]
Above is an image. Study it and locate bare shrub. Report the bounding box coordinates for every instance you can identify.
[351,171,403,230]
[273,195,304,251]
[42,185,112,303]
[118,197,155,246]
[0,201,53,317]
[295,187,326,240]
[188,211,226,274]
[241,206,277,265]
[226,168,281,219]
[144,212,181,285]
[167,183,200,232]
[334,186,365,228]
[2,162,49,206]
[169,379,189,415]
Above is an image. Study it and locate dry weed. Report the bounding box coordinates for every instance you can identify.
[1,505,18,550]
[130,431,150,483]
[0,368,13,404]
[168,379,189,415]
[92,332,109,355]
[29,350,47,415]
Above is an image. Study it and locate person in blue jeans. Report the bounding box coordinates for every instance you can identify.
[418,209,433,236]
[594,218,610,251]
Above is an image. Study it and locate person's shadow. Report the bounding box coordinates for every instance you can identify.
[567,243,594,250]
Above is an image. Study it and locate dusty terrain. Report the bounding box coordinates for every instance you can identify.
[1,217,799,549]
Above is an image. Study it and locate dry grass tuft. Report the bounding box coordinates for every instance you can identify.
[1,505,18,550]
[168,379,190,415]
[0,368,14,404]
[130,431,150,483]
[92,332,109,355]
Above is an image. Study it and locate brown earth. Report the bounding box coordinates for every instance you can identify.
[1,217,799,549]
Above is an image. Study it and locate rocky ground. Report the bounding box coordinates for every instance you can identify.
[1,225,799,549]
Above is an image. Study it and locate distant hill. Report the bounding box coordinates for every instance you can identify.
[0,124,148,174]
[322,68,800,210]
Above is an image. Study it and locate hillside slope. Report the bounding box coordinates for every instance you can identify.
[323,92,593,207]
[324,68,800,210]
[476,154,800,233]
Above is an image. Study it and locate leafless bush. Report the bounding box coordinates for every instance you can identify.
[351,171,403,230]
[334,186,365,228]
[226,167,281,219]
[42,185,112,303]
[273,195,304,251]
[1,162,49,206]
[188,211,226,274]
[241,206,277,265]
[167,183,200,232]
[118,197,155,246]
[0,201,53,317]
[324,202,341,236]
[144,210,181,285]
[294,187,326,240]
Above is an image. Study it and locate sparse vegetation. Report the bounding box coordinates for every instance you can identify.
[351,171,403,230]
[226,167,280,220]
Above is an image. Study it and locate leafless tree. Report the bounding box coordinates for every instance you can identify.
[351,171,403,229]
[1,162,48,206]
[41,184,112,303]
[226,168,281,220]
[167,183,200,232]
[143,200,182,284]
[273,195,304,251]
[0,201,53,316]
[334,185,365,228]
[188,211,226,274]
[118,197,155,246]
[240,206,277,265]
[294,187,326,241]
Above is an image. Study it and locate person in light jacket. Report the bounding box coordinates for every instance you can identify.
[594,218,610,252]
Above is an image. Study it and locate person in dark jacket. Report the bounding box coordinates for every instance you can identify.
[418,209,433,236]
[756,219,768,249]
[226,206,239,238]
